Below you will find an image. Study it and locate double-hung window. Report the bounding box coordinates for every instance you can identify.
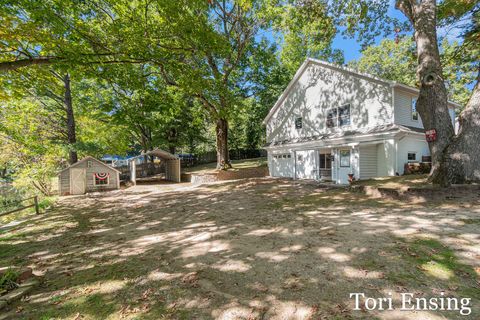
[326,104,351,128]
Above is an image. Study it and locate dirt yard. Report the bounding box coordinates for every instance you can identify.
[0,178,479,319]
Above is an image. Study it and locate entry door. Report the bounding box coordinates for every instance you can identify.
[319,153,332,181]
[295,150,316,179]
[337,149,351,184]
[70,168,86,195]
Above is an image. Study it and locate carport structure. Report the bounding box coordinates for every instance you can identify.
[130,148,181,184]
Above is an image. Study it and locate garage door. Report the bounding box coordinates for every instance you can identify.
[272,153,293,178]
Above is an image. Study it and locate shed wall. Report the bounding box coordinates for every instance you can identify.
[58,158,120,195]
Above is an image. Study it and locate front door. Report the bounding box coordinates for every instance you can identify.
[337,149,351,184]
[70,168,86,195]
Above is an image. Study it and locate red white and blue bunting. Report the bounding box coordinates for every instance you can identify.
[94,172,109,180]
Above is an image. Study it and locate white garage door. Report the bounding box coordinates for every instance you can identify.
[272,153,293,178]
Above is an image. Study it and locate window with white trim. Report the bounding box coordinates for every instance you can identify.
[94,173,110,186]
[411,98,419,121]
[340,150,351,167]
[407,152,417,162]
[326,104,351,128]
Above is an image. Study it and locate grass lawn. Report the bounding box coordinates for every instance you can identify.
[352,174,431,190]
[184,157,267,174]
[0,178,479,319]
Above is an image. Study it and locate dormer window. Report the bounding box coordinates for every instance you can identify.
[326,104,351,128]
[412,98,419,121]
[295,117,303,129]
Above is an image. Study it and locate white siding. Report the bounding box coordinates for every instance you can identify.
[377,139,396,176]
[394,90,423,128]
[266,61,393,143]
[295,150,317,179]
[449,108,456,127]
[359,145,377,179]
[394,89,456,128]
[396,135,430,175]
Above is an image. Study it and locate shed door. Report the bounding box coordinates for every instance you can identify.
[70,168,86,195]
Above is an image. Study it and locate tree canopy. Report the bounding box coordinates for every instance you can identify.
[0,0,479,191]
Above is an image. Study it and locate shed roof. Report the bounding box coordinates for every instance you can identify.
[135,148,179,160]
[58,156,121,174]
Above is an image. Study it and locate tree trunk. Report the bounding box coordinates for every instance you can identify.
[396,0,471,186]
[443,71,480,183]
[215,118,231,169]
[64,73,78,164]
[167,128,177,154]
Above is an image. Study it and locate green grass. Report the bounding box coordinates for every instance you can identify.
[0,267,19,291]
[387,238,480,300]
[0,195,57,225]
[185,157,267,174]
[353,174,432,189]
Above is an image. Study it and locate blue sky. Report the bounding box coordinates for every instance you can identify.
[332,2,409,62]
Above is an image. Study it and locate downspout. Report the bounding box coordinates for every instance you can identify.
[293,151,297,180]
[391,83,396,125]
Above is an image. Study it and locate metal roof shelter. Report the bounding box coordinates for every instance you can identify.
[130,148,181,184]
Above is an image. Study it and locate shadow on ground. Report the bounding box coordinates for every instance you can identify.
[0,178,479,319]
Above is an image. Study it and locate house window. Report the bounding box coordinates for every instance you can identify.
[297,154,303,162]
[87,161,92,168]
[407,152,417,162]
[326,109,337,128]
[94,172,110,186]
[412,98,419,121]
[340,150,350,167]
[338,104,351,126]
[326,104,351,128]
[319,154,332,169]
[295,117,303,129]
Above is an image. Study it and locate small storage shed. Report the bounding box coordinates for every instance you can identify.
[58,156,121,195]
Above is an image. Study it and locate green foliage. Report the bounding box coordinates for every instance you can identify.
[260,0,343,73]
[350,37,476,108]
[0,268,19,291]
[349,37,416,86]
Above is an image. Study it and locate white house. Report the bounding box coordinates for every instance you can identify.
[264,58,459,184]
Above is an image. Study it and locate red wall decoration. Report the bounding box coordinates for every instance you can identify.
[425,129,437,142]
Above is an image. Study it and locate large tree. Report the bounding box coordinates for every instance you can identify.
[394,0,479,185]
[350,37,475,108]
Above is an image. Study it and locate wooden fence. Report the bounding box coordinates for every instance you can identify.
[181,149,267,168]
[116,149,266,181]
[117,162,165,181]
[0,196,40,218]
